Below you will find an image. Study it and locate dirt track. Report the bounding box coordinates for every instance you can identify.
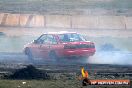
[0,51,132,65]
[0,52,131,66]
[0,51,132,88]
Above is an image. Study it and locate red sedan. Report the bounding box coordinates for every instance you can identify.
[24,32,96,61]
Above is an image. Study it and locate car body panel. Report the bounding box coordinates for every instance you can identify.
[24,32,96,59]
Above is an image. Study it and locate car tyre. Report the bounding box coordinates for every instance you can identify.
[25,48,35,63]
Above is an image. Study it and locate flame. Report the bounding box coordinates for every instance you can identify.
[81,67,89,78]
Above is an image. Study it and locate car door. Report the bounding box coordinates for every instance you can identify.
[31,34,47,58]
[39,34,58,58]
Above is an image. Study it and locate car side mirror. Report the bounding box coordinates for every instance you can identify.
[33,40,38,44]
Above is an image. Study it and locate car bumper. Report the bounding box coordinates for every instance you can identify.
[61,48,95,57]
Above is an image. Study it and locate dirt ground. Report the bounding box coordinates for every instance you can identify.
[0,63,131,88]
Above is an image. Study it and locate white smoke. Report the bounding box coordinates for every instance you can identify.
[87,51,132,65]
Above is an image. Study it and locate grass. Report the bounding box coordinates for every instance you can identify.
[0,79,82,88]
[0,79,130,88]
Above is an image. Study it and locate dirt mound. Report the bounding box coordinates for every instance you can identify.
[7,65,50,79]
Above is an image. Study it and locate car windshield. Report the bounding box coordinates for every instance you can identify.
[58,33,87,42]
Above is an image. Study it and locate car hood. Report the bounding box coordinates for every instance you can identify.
[24,41,34,48]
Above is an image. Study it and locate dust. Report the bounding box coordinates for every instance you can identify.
[87,51,132,65]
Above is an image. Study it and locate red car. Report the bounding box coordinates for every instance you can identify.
[24,32,96,61]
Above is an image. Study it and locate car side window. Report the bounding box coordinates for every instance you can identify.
[51,36,57,44]
[37,34,57,44]
[59,34,70,42]
[37,34,47,44]
[44,35,57,44]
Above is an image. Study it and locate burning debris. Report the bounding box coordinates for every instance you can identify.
[79,67,91,86]
[79,67,130,87]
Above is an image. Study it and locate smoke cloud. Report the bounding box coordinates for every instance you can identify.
[87,51,132,65]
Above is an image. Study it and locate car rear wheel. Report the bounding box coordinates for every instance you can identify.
[25,48,34,63]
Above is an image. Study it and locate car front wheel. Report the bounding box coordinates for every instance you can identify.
[25,48,34,63]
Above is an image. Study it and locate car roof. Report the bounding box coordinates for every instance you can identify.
[43,31,77,35]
